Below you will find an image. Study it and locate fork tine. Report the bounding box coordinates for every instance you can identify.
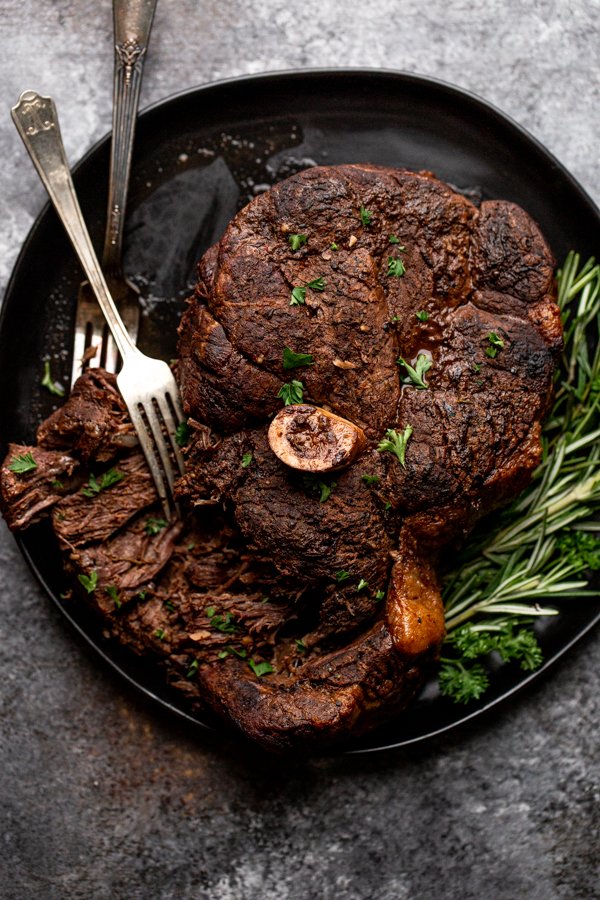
[102,330,119,374]
[154,392,186,475]
[71,324,87,384]
[126,402,172,520]
[143,400,178,496]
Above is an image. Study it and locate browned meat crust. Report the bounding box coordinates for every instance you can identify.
[0,165,561,752]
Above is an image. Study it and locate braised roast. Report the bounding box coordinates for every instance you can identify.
[0,165,561,752]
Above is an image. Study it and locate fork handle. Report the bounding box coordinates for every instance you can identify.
[12,91,138,362]
[102,0,157,276]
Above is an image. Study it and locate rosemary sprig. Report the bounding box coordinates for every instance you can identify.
[440,252,600,702]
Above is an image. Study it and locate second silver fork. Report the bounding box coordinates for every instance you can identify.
[72,0,158,385]
[13,91,184,520]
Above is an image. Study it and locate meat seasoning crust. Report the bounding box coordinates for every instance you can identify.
[0,164,562,753]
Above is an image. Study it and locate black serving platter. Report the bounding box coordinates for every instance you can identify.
[1,69,599,754]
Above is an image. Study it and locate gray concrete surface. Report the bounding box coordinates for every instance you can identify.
[1,1,599,898]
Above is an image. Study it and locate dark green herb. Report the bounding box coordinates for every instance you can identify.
[415,310,429,322]
[303,474,336,502]
[154,629,166,640]
[388,235,404,246]
[51,479,64,489]
[210,612,239,634]
[290,286,307,306]
[390,315,401,323]
[472,363,481,373]
[295,639,307,653]
[41,359,65,397]
[555,530,600,571]
[186,658,199,679]
[137,591,148,601]
[278,379,304,405]
[164,600,176,612]
[438,661,489,704]
[387,256,406,277]
[486,332,505,358]
[78,571,98,594]
[81,468,124,497]
[8,452,37,474]
[330,242,339,251]
[306,277,326,291]
[397,354,432,389]
[248,658,274,677]
[175,420,190,447]
[375,590,385,602]
[359,206,373,226]
[361,474,380,486]
[288,233,307,251]
[145,517,167,536]
[282,347,314,369]
[335,570,351,583]
[356,578,369,592]
[241,452,253,469]
[377,426,413,467]
[104,584,121,609]
[206,606,216,618]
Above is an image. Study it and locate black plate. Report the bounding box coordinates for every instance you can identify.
[2,69,599,754]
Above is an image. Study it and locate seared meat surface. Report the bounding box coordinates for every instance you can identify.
[0,164,561,752]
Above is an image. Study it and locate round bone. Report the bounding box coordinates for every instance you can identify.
[268,404,367,472]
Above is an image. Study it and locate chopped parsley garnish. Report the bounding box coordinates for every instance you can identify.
[206,606,216,618]
[290,286,307,306]
[377,425,413,467]
[288,233,307,251]
[277,379,304,405]
[145,517,167,536]
[41,360,65,397]
[335,570,351,583]
[78,571,98,594]
[289,278,326,306]
[472,363,482,373]
[241,452,253,468]
[81,468,124,497]
[388,236,405,247]
[486,332,505,358]
[375,590,385,602]
[295,639,307,653]
[282,346,314,369]
[390,315,401,323]
[104,584,121,609]
[397,354,432,389]
[359,206,373,226]
[154,628,166,640]
[415,310,429,322]
[303,474,336,503]
[330,242,339,251]
[51,479,64,489]
[137,591,148,601]
[361,474,380,486]
[8,452,37,474]
[210,612,239,634]
[387,256,406,277]
[356,578,369,592]
[186,658,199,679]
[175,421,190,447]
[164,600,176,612]
[248,658,274,677]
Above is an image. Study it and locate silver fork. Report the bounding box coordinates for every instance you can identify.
[13,91,184,520]
[72,0,157,385]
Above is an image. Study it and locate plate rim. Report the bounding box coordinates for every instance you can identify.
[3,66,600,755]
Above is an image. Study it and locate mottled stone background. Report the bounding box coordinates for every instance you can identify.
[1,1,599,898]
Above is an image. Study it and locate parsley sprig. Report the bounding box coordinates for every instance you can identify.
[278,380,304,405]
[81,468,124,497]
[290,277,326,306]
[397,354,432,389]
[377,426,413,467]
[440,252,600,702]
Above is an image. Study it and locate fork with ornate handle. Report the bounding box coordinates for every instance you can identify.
[72,0,158,386]
[13,90,184,520]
